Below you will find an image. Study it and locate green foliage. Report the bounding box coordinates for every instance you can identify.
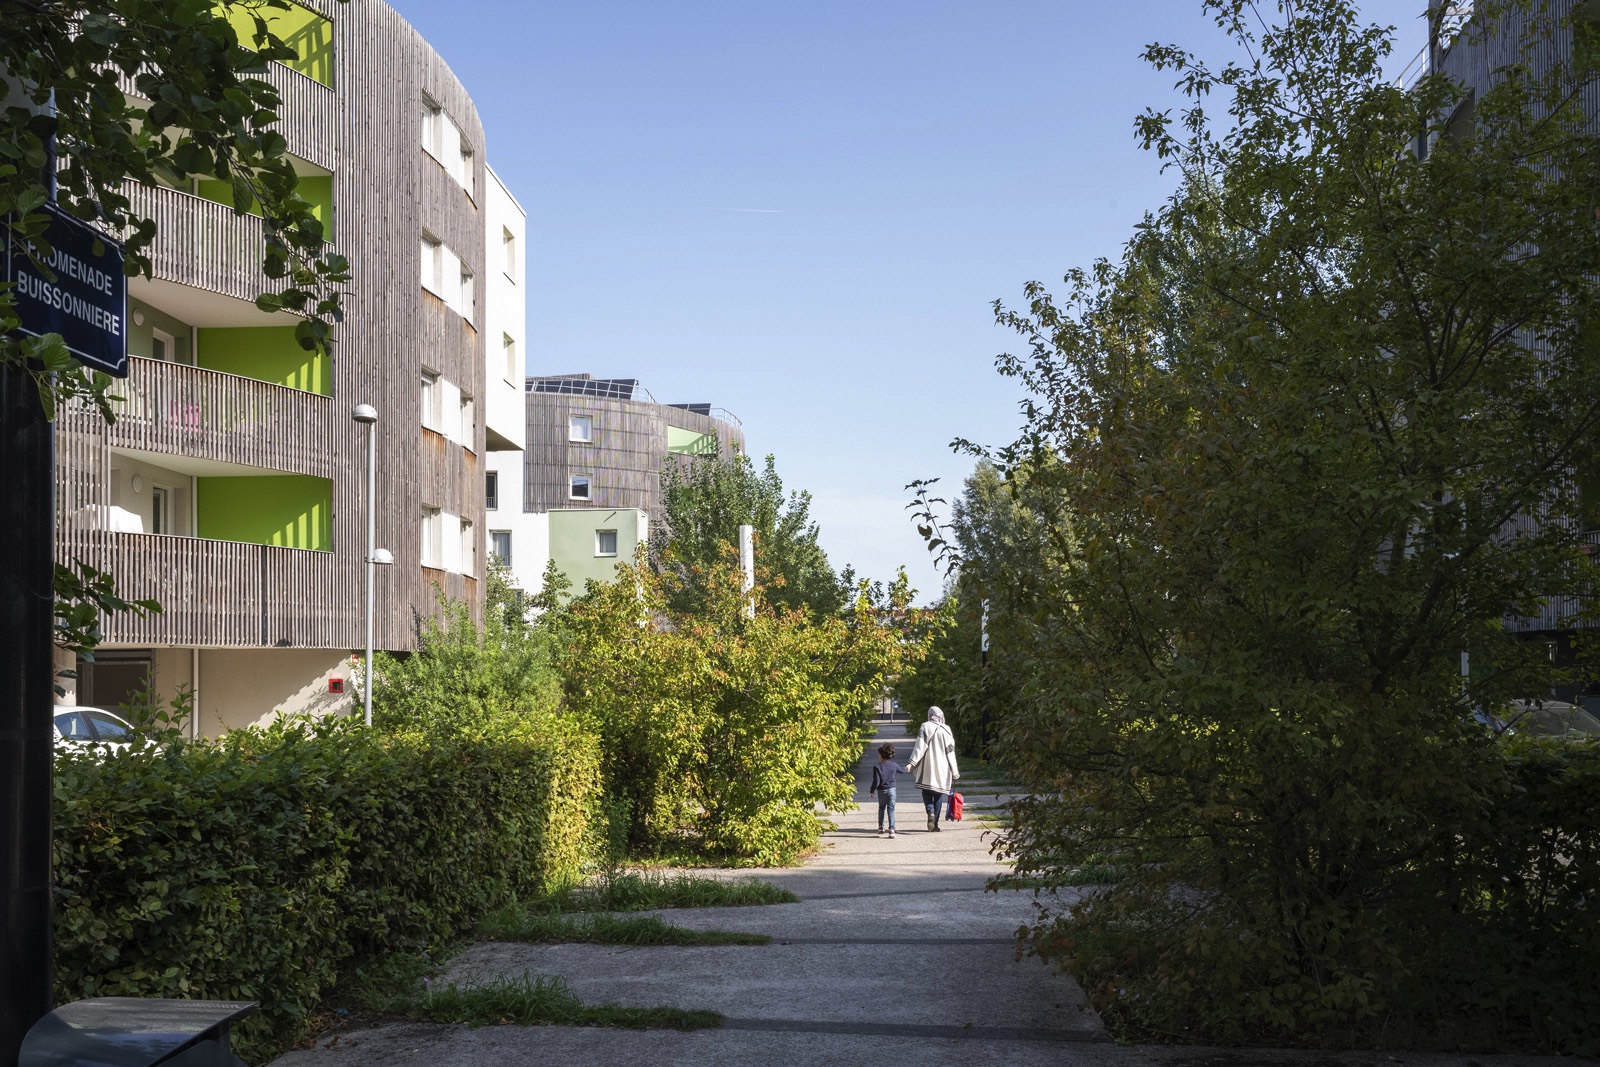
[521,872,798,913]
[559,555,916,865]
[51,560,160,696]
[52,712,603,1060]
[938,0,1600,1052]
[1,0,349,419]
[477,909,771,947]
[371,588,563,731]
[658,451,845,617]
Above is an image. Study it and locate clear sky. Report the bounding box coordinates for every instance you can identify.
[386,0,1430,603]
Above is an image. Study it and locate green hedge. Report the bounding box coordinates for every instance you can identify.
[52,712,601,1058]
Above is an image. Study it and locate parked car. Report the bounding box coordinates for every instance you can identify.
[1502,700,1600,740]
[53,706,137,754]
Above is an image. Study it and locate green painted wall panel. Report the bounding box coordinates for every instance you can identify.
[197,325,329,395]
[216,1,334,86]
[667,426,717,456]
[197,475,332,551]
[196,173,331,234]
[549,509,644,594]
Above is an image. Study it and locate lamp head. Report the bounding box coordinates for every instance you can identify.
[351,404,378,424]
[371,548,395,565]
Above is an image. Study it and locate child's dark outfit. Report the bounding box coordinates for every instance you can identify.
[871,760,908,835]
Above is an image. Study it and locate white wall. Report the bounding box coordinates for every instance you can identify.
[482,165,526,452]
[486,442,550,597]
[197,648,352,734]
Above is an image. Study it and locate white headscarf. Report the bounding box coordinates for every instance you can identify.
[927,706,945,724]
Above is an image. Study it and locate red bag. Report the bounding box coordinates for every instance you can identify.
[947,792,963,821]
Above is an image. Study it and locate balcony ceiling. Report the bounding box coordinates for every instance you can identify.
[110,445,298,479]
[131,276,299,329]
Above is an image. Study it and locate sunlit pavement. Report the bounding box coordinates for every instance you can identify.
[271,718,1574,1067]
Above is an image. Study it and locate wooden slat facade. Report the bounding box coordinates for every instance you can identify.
[523,392,745,524]
[56,0,489,654]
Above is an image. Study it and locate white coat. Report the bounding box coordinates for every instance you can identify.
[907,717,959,795]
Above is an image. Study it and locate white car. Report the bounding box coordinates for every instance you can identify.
[53,706,137,754]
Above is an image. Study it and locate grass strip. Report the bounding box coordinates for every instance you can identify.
[530,872,797,913]
[479,908,770,947]
[407,975,722,1031]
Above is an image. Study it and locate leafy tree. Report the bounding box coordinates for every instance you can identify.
[658,451,845,617]
[558,553,917,864]
[952,0,1600,1047]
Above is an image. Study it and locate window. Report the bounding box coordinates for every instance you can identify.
[459,392,475,448]
[485,471,499,511]
[502,334,517,383]
[421,507,441,567]
[420,371,441,431]
[569,414,593,443]
[461,518,475,575]
[569,475,590,500]
[457,145,475,196]
[459,267,474,318]
[420,232,442,293]
[150,485,172,535]
[421,96,443,156]
[490,530,512,565]
[150,327,175,363]
[595,529,618,557]
[502,228,516,278]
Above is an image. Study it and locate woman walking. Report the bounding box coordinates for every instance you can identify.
[907,706,959,831]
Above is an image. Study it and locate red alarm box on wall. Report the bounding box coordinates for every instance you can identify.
[328,678,346,694]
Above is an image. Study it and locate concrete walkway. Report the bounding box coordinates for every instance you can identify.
[271,718,1574,1067]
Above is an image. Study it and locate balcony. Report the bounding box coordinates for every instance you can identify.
[95,356,335,479]
[124,184,270,308]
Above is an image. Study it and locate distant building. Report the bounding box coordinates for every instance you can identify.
[486,375,744,598]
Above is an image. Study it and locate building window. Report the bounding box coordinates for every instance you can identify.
[485,471,499,511]
[569,414,593,443]
[502,334,517,383]
[420,370,441,431]
[150,485,172,535]
[457,145,475,197]
[502,227,516,278]
[459,392,475,449]
[595,529,618,557]
[421,506,441,567]
[421,96,443,156]
[150,327,175,363]
[461,518,475,575]
[569,474,590,500]
[458,267,474,319]
[490,530,512,565]
[420,232,442,294]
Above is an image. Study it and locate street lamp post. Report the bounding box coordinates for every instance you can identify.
[351,404,380,727]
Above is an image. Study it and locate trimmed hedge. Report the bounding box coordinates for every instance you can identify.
[52,712,601,1058]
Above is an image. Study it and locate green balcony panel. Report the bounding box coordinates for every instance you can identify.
[667,426,717,456]
[215,1,334,87]
[197,325,330,395]
[197,475,331,551]
[195,173,331,235]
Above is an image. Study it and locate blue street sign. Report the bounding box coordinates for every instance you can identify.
[5,205,128,378]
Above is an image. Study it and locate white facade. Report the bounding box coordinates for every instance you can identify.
[486,441,552,596]
[483,166,526,453]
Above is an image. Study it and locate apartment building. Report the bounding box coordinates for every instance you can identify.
[53,0,525,732]
[486,376,744,598]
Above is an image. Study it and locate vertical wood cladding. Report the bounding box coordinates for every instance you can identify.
[57,0,489,652]
[522,392,746,525]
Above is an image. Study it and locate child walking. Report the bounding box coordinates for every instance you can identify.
[870,743,908,838]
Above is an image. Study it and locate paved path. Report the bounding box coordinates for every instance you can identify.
[271,718,1573,1067]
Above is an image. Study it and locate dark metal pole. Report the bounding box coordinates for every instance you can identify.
[0,358,55,1066]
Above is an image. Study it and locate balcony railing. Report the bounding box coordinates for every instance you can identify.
[95,356,335,479]
[124,183,270,306]
[98,534,355,649]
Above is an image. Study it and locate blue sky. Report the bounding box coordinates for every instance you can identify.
[387,0,1430,602]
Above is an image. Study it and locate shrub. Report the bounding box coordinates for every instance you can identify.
[52,712,601,1060]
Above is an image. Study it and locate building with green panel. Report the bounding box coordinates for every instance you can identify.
[485,374,743,601]
[52,0,527,734]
